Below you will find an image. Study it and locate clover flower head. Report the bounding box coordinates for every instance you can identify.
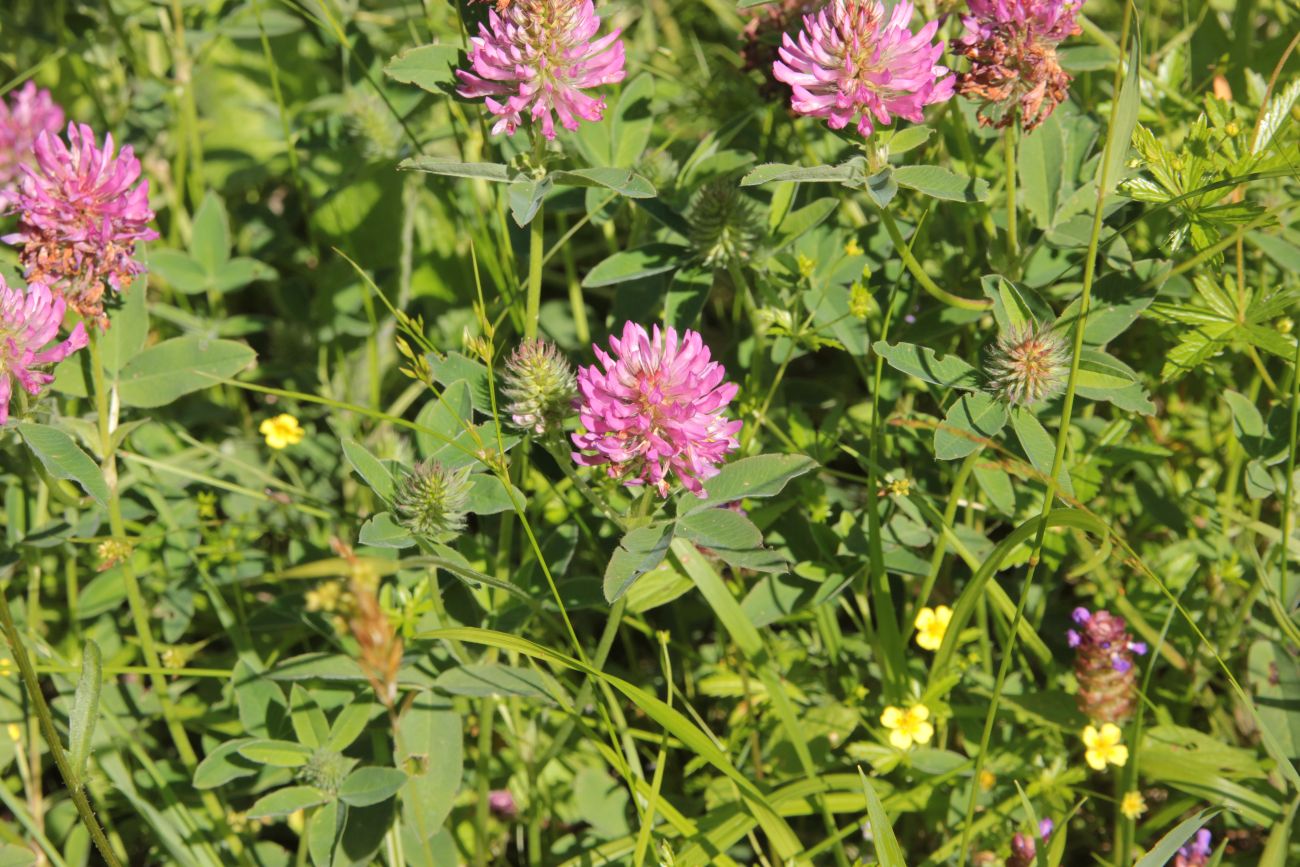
[456,0,626,140]
[880,703,933,750]
[0,277,88,425]
[0,82,64,199]
[501,338,577,435]
[1081,723,1128,770]
[572,322,741,497]
[394,460,473,542]
[913,604,952,651]
[686,180,763,267]
[772,0,954,138]
[957,0,1082,130]
[986,319,1068,405]
[4,122,158,325]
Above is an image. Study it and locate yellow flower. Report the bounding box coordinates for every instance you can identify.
[914,605,953,651]
[881,704,933,750]
[260,413,304,450]
[1120,790,1146,820]
[5,723,20,743]
[1082,723,1128,770]
[796,253,816,278]
[978,769,995,791]
[844,239,864,256]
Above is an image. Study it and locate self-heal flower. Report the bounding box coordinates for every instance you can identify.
[1174,830,1212,867]
[773,0,954,138]
[1120,790,1147,820]
[913,605,952,651]
[572,322,742,497]
[260,414,305,450]
[880,703,933,750]
[957,0,1082,130]
[0,82,64,199]
[1071,606,1147,724]
[1081,723,1128,770]
[0,278,88,424]
[456,0,626,140]
[4,123,158,325]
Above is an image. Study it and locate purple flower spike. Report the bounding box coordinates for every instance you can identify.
[772,0,954,138]
[1038,818,1054,839]
[1112,658,1132,674]
[572,322,742,497]
[456,0,626,140]
[4,122,157,326]
[1175,829,1213,867]
[0,277,88,424]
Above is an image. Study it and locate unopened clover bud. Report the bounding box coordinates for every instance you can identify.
[394,460,472,542]
[500,339,577,435]
[986,321,1069,406]
[686,180,763,267]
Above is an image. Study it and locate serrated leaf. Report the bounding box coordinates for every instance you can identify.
[872,341,981,390]
[16,423,109,506]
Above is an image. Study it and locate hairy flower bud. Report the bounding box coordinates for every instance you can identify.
[986,320,1068,406]
[1070,607,1147,724]
[394,460,472,542]
[687,181,763,267]
[500,339,577,435]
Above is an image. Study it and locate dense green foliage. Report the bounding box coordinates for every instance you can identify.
[1,1,1298,865]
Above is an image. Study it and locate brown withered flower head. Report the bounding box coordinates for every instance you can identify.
[739,1,824,96]
[956,0,1081,131]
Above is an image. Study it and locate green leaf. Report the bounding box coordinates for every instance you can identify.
[248,785,331,819]
[583,243,686,287]
[101,286,149,374]
[290,685,330,750]
[741,162,856,186]
[664,266,712,330]
[414,380,474,458]
[858,768,908,867]
[384,44,461,92]
[872,341,982,390]
[397,693,462,839]
[550,167,656,199]
[864,167,898,208]
[68,639,102,782]
[981,275,1053,333]
[688,453,818,513]
[611,74,655,168]
[1132,809,1221,867]
[1223,390,1265,441]
[434,664,559,702]
[16,423,109,507]
[358,513,416,549]
[212,257,276,294]
[604,523,675,603]
[307,799,340,867]
[894,165,989,202]
[339,767,408,808]
[191,191,230,274]
[117,336,256,408]
[148,249,208,294]
[465,474,523,516]
[508,176,553,226]
[1103,34,1141,195]
[326,703,378,753]
[193,738,260,789]
[886,125,932,155]
[769,198,838,252]
[1010,406,1074,497]
[934,393,1009,460]
[341,438,396,503]
[237,739,315,767]
[400,157,513,182]
[1018,116,1063,228]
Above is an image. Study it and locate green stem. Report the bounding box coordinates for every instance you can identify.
[0,567,120,866]
[955,8,1134,866]
[1004,124,1019,275]
[877,207,991,312]
[525,205,545,340]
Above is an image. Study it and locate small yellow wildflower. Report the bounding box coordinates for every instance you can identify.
[885,477,912,497]
[978,769,996,791]
[0,657,11,676]
[306,580,344,613]
[1120,790,1146,820]
[1082,723,1128,770]
[914,605,953,651]
[796,253,816,278]
[881,704,933,750]
[844,239,864,256]
[260,413,305,450]
[5,723,20,743]
[1224,121,1239,137]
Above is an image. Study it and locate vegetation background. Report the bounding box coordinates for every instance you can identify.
[0,0,1297,865]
